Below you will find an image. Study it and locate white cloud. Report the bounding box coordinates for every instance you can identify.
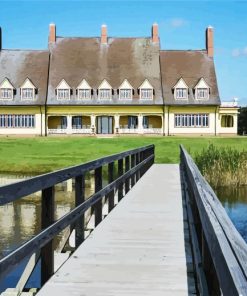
[232,47,247,57]
[170,18,188,28]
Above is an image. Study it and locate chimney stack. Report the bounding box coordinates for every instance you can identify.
[206,26,214,57]
[101,24,107,44]
[0,27,2,50]
[152,23,159,43]
[49,23,56,44]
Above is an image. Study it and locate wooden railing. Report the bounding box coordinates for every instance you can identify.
[0,145,154,290]
[180,145,247,296]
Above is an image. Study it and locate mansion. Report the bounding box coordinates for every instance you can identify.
[0,24,238,136]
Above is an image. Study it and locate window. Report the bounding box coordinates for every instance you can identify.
[196,88,209,100]
[0,88,13,100]
[175,88,188,99]
[221,115,234,128]
[78,89,91,100]
[57,89,70,100]
[128,116,138,129]
[72,116,82,129]
[174,114,209,128]
[140,89,153,100]
[119,89,132,100]
[143,116,149,128]
[22,88,34,100]
[0,115,35,128]
[99,89,111,100]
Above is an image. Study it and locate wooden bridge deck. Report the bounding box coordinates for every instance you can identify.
[37,164,189,296]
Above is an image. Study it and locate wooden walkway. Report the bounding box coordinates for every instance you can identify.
[37,164,190,296]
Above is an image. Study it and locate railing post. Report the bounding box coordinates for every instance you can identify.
[125,156,130,193]
[75,175,85,247]
[118,158,123,201]
[107,162,115,212]
[136,152,140,181]
[94,167,102,227]
[131,153,136,187]
[41,186,54,285]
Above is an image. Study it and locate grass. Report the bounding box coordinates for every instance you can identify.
[0,136,246,174]
[195,144,247,187]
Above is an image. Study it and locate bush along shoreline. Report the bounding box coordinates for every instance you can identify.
[194,144,247,188]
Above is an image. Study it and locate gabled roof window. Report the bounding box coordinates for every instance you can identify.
[56,79,71,100]
[139,79,154,100]
[21,78,36,100]
[77,79,91,100]
[98,79,112,100]
[194,78,210,100]
[0,78,14,100]
[119,79,133,100]
[173,78,188,100]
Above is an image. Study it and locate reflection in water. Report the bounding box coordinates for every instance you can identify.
[0,173,95,292]
[215,185,247,243]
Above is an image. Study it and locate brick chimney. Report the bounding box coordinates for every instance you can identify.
[101,24,107,44]
[0,27,2,50]
[206,26,214,57]
[49,23,56,44]
[152,23,159,43]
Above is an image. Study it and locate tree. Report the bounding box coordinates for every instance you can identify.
[238,107,247,135]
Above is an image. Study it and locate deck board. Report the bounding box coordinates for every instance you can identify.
[37,164,189,296]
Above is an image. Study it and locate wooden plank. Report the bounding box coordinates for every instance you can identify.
[37,165,189,296]
[0,145,154,205]
[41,186,55,285]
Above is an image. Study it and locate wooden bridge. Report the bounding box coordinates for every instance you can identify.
[0,145,246,296]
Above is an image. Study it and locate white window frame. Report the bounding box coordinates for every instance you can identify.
[99,89,112,100]
[21,88,35,100]
[0,114,35,128]
[119,89,132,100]
[174,114,209,128]
[0,88,13,100]
[175,88,188,100]
[57,89,70,100]
[196,88,209,100]
[140,88,153,100]
[77,89,91,100]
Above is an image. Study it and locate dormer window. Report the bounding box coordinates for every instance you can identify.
[139,79,154,100]
[77,79,91,100]
[173,78,188,100]
[194,78,210,100]
[21,78,36,100]
[119,79,133,100]
[0,78,14,100]
[56,79,71,100]
[98,79,112,100]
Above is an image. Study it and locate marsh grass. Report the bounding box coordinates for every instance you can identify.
[194,144,247,187]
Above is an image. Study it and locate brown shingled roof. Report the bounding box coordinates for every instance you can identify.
[47,37,163,105]
[160,50,220,106]
[0,50,49,105]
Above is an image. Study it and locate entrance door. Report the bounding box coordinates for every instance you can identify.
[97,116,113,134]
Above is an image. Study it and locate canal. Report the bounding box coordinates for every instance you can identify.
[0,174,246,293]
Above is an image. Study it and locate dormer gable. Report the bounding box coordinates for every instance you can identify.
[138,79,154,100]
[194,78,209,89]
[119,79,133,90]
[77,79,91,90]
[77,79,92,100]
[138,79,153,90]
[21,78,36,100]
[56,79,71,100]
[0,78,14,89]
[56,79,71,90]
[119,79,133,100]
[194,78,210,100]
[172,78,189,90]
[0,78,15,100]
[98,79,112,90]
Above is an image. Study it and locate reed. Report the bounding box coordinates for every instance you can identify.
[194,144,247,188]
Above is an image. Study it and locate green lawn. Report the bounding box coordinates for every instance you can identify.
[0,136,246,174]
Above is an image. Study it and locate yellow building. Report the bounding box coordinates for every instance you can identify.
[0,24,238,136]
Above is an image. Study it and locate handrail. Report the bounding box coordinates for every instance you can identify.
[180,145,247,296]
[0,144,155,290]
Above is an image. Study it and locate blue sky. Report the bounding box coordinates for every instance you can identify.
[1,0,247,105]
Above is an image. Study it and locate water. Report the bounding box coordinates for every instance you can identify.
[215,185,247,243]
[0,173,95,293]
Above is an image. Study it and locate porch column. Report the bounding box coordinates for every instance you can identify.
[233,114,238,133]
[114,114,120,134]
[138,114,143,134]
[67,115,72,134]
[161,115,164,135]
[91,115,96,134]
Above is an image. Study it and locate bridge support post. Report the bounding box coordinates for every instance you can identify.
[41,186,55,285]
[118,159,123,201]
[131,154,136,187]
[94,167,102,227]
[107,162,115,212]
[75,175,85,247]
[125,156,130,194]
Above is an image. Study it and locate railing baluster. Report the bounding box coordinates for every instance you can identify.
[136,152,140,181]
[94,167,102,227]
[107,162,115,212]
[75,175,85,247]
[125,156,130,194]
[118,158,123,201]
[131,154,136,187]
[41,186,54,285]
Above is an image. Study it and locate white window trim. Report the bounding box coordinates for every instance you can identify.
[98,89,112,100]
[0,88,14,100]
[21,88,35,101]
[139,88,153,100]
[77,89,91,100]
[174,114,209,128]
[174,88,188,100]
[119,89,133,100]
[57,89,71,100]
[195,88,209,100]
